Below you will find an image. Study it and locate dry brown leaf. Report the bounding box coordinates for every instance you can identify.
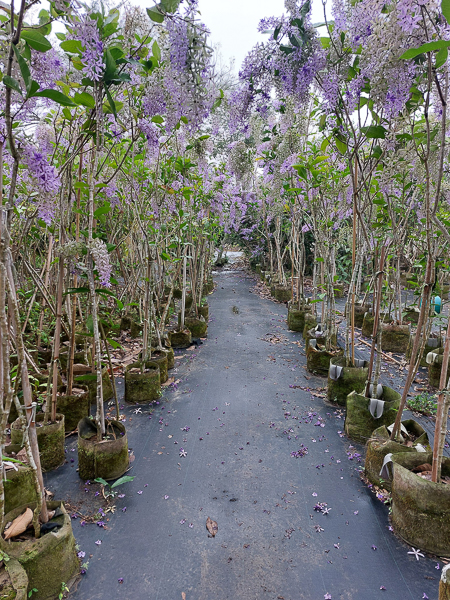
[182,593,186,600]
[412,463,432,473]
[206,516,218,537]
[161,377,175,387]
[4,508,33,539]
[72,364,92,374]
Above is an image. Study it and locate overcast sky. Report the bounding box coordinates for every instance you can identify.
[196,0,327,72]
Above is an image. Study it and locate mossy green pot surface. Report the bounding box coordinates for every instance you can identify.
[0,501,78,600]
[333,282,345,298]
[354,304,370,328]
[406,336,441,367]
[361,312,390,338]
[3,465,39,515]
[77,417,129,480]
[204,277,214,294]
[403,309,420,324]
[302,313,316,339]
[287,303,310,332]
[56,385,90,432]
[59,349,89,371]
[270,284,292,303]
[130,320,143,338]
[327,356,368,406]
[305,329,337,350]
[391,452,450,557]
[75,367,113,405]
[196,303,209,320]
[184,316,207,338]
[345,386,401,444]
[11,414,65,472]
[364,420,430,491]
[380,323,410,353]
[120,315,133,330]
[3,558,28,600]
[306,345,343,377]
[169,329,192,348]
[125,362,161,403]
[147,352,169,384]
[427,347,450,387]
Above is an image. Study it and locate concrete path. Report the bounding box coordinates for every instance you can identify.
[46,270,442,600]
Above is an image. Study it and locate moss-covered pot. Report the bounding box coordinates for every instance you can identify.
[333,282,345,298]
[403,308,420,324]
[125,362,161,403]
[427,347,450,387]
[305,328,337,349]
[169,328,192,348]
[361,311,390,338]
[59,348,89,371]
[3,558,29,600]
[0,501,78,600]
[147,352,168,384]
[197,303,209,320]
[364,420,430,491]
[406,336,441,367]
[287,303,310,332]
[380,323,410,353]
[344,386,401,444]
[165,346,175,370]
[3,465,39,515]
[75,367,113,404]
[184,316,207,338]
[327,356,369,406]
[354,304,370,328]
[11,414,65,472]
[270,284,292,303]
[56,385,90,432]
[302,313,317,339]
[77,417,129,480]
[130,320,143,338]
[306,345,343,376]
[391,452,450,557]
[120,314,133,330]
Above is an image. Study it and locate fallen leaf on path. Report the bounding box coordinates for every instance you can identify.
[162,377,175,387]
[4,507,33,539]
[206,517,218,537]
[182,593,186,600]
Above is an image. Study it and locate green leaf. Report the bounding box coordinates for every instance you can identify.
[106,338,122,349]
[320,37,330,49]
[34,89,75,106]
[94,202,111,218]
[152,40,161,61]
[111,475,135,488]
[103,50,117,82]
[94,477,109,487]
[13,45,30,90]
[86,314,94,334]
[104,87,117,117]
[436,46,448,69]
[27,80,40,97]
[74,91,95,108]
[151,115,164,123]
[3,75,22,95]
[21,30,52,52]
[443,0,450,25]
[160,0,180,12]
[335,137,347,154]
[361,125,387,139]
[60,39,82,54]
[147,5,164,23]
[400,40,450,60]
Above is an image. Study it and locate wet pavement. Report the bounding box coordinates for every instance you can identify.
[46,270,444,600]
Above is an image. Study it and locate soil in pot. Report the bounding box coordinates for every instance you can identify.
[427,347,450,387]
[11,414,65,472]
[364,419,430,491]
[361,311,390,338]
[184,316,207,338]
[345,386,401,444]
[380,323,410,353]
[146,352,169,384]
[391,452,450,557]
[77,417,129,480]
[270,284,292,303]
[406,335,441,367]
[306,344,343,376]
[0,501,78,600]
[327,356,369,406]
[169,329,192,348]
[56,385,90,431]
[125,362,161,403]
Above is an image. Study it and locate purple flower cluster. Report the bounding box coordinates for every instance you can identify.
[72,15,105,81]
[89,238,112,287]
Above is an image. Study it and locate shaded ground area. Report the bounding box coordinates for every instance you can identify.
[46,269,444,600]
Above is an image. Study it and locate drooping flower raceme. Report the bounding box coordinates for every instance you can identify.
[23,146,61,224]
[89,238,112,287]
[72,15,105,81]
